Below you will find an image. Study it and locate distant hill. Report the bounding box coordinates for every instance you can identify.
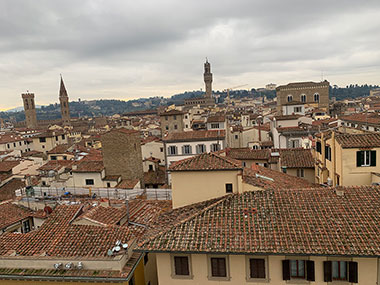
[1,84,378,122]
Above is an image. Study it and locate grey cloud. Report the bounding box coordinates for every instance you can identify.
[0,0,379,108]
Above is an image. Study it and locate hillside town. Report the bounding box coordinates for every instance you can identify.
[0,58,379,284]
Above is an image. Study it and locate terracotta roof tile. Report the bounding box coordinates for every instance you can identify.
[336,133,380,148]
[169,152,242,171]
[243,165,314,190]
[0,161,20,173]
[140,186,380,256]
[280,148,314,168]
[0,202,33,230]
[73,161,104,173]
[163,130,225,142]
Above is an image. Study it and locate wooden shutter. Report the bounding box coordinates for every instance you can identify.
[348,261,358,283]
[323,261,332,282]
[211,258,226,277]
[356,151,363,167]
[282,260,290,280]
[371,151,376,166]
[306,260,315,281]
[174,256,189,276]
[250,259,265,279]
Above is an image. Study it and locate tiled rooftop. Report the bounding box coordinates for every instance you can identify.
[0,161,20,173]
[0,202,33,230]
[140,186,380,256]
[336,133,380,148]
[163,130,225,142]
[169,152,242,172]
[243,165,314,190]
[280,148,314,168]
[73,161,104,173]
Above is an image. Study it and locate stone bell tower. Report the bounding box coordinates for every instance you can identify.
[204,59,213,99]
[59,75,71,126]
[22,92,38,129]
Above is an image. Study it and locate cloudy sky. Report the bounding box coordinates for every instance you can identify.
[1,0,380,110]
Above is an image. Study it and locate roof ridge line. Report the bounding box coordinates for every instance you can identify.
[139,195,231,248]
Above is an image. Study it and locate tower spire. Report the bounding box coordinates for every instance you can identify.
[59,75,71,125]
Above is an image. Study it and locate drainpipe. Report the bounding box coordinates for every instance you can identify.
[125,198,130,225]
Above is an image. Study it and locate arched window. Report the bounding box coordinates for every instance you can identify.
[301,94,306,103]
[287,95,293,102]
[314,93,320,102]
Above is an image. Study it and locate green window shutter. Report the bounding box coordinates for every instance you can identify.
[371,151,376,166]
[356,151,363,167]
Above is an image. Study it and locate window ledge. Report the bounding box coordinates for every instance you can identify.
[207,276,231,282]
[286,280,310,284]
[246,277,269,283]
[171,274,193,280]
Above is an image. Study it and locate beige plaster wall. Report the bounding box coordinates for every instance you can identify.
[171,170,241,208]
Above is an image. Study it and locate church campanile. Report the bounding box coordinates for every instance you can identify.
[59,75,71,126]
[204,59,213,99]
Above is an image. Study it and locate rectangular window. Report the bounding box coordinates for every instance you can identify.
[39,137,46,143]
[13,143,16,147]
[149,165,154,171]
[22,220,31,233]
[210,257,227,277]
[294,106,302,113]
[325,146,331,161]
[160,147,163,152]
[174,125,178,130]
[211,143,220,152]
[297,168,304,177]
[332,261,347,281]
[282,167,287,174]
[85,179,94,186]
[107,182,111,188]
[174,256,190,276]
[290,140,299,148]
[290,260,305,278]
[235,134,238,139]
[249,258,266,279]
[173,115,177,120]
[165,125,169,130]
[316,141,322,153]
[196,144,206,154]
[225,183,233,193]
[51,156,57,161]
[211,123,219,129]
[357,150,376,167]
[182,145,192,154]
[55,136,58,141]
[144,253,149,265]
[168,146,178,155]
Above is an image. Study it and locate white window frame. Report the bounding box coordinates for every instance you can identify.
[182,145,192,155]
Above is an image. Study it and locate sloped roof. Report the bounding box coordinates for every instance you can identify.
[0,161,20,172]
[243,165,314,190]
[169,152,242,172]
[140,186,380,257]
[336,133,380,148]
[163,130,225,142]
[280,148,314,168]
[0,202,33,230]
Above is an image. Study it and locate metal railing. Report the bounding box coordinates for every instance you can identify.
[17,186,172,201]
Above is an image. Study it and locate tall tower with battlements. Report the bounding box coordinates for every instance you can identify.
[22,92,38,129]
[204,59,213,99]
[59,75,71,126]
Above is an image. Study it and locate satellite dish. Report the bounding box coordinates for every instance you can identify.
[54,263,62,269]
[115,240,121,246]
[107,249,113,256]
[77,262,83,270]
[122,243,128,249]
[115,246,121,252]
[65,262,73,269]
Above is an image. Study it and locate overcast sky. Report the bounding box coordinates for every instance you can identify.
[1,0,380,110]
